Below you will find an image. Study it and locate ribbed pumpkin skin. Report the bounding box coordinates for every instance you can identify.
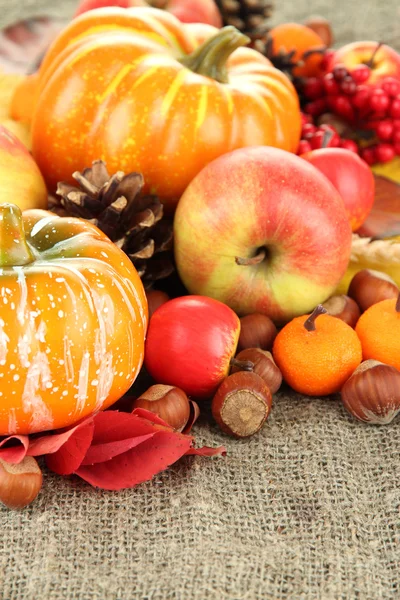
[31,7,301,211]
[0,209,148,435]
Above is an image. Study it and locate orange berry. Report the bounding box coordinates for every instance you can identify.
[268,23,326,78]
[273,305,362,396]
[355,295,400,370]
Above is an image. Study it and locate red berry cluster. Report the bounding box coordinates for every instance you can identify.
[298,113,358,155]
[300,62,400,164]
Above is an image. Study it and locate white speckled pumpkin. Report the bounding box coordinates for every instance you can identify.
[0,205,148,435]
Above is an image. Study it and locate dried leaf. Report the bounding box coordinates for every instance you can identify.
[0,434,29,463]
[358,174,400,238]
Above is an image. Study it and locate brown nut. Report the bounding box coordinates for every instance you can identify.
[322,294,361,328]
[145,290,170,319]
[211,371,272,438]
[231,348,282,394]
[238,313,277,352]
[304,15,333,47]
[348,269,399,312]
[341,359,400,424]
[132,384,191,431]
[0,456,43,510]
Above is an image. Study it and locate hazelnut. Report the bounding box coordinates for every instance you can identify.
[348,269,399,312]
[145,289,170,318]
[231,348,282,394]
[238,313,277,352]
[0,456,43,510]
[341,359,400,424]
[322,294,361,328]
[132,384,191,431]
[211,371,272,438]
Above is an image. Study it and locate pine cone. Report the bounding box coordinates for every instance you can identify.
[53,160,174,289]
[215,0,273,38]
[253,34,299,77]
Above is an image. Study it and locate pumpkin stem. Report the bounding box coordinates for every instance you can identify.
[0,204,35,267]
[179,26,250,84]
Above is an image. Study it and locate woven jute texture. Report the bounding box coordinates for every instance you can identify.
[1,2,400,599]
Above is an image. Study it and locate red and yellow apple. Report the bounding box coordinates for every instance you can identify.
[0,126,47,210]
[326,42,400,84]
[74,0,222,27]
[301,147,375,232]
[174,146,353,324]
[144,295,240,398]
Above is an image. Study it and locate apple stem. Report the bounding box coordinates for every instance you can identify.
[365,42,383,68]
[230,357,254,372]
[235,248,267,266]
[396,293,400,313]
[304,305,328,332]
[0,204,35,267]
[179,26,249,84]
[321,129,334,148]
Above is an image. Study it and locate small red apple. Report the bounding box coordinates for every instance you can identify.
[301,147,375,232]
[174,146,352,324]
[144,296,240,398]
[74,0,222,28]
[326,42,400,85]
[0,126,47,211]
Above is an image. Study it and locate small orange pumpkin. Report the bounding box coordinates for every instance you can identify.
[0,204,147,435]
[30,7,301,211]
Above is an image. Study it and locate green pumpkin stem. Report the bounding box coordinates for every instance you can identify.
[0,204,35,267]
[179,26,250,84]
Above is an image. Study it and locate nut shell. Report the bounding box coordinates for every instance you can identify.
[348,269,399,312]
[211,371,272,438]
[238,313,277,352]
[341,359,400,424]
[231,348,282,394]
[322,294,361,328]
[0,456,43,510]
[132,384,190,431]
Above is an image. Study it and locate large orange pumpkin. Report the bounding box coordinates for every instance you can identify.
[31,7,301,212]
[0,204,147,436]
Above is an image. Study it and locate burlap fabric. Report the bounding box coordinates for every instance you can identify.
[1,2,400,599]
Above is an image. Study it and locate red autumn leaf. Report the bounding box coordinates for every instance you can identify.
[0,434,29,464]
[182,400,201,434]
[27,417,95,475]
[185,445,227,457]
[76,429,193,490]
[81,433,156,465]
[131,407,173,428]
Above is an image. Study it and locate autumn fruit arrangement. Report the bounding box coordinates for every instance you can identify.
[0,0,400,511]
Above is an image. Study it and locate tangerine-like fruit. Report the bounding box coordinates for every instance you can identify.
[272,305,362,396]
[268,22,326,78]
[355,295,400,370]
